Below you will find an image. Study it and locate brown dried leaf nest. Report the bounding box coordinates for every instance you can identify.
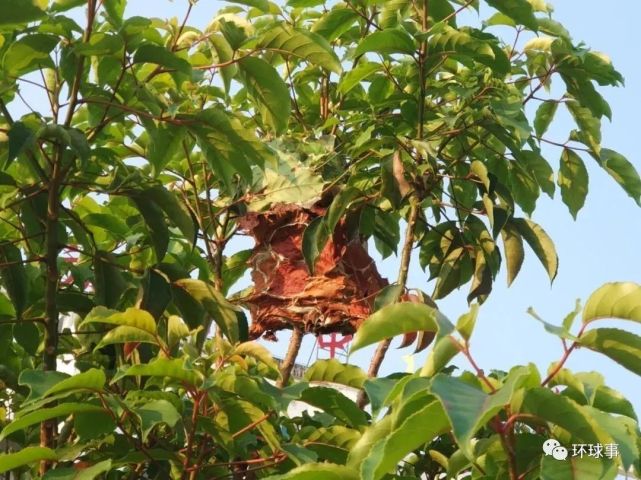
[239,199,388,340]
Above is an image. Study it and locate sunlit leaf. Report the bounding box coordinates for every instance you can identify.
[558,148,588,219]
[354,29,416,56]
[510,218,558,282]
[0,447,57,474]
[238,56,291,134]
[597,149,641,206]
[351,303,454,353]
[0,403,103,441]
[583,282,641,324]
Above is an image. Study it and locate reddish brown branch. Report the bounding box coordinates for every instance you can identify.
[277,327,304,388]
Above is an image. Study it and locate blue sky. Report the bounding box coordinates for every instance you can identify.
[120,0,641,409]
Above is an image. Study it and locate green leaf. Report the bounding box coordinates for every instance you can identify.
[528,307,578,342]
[264,463,358,480]
[470,160,490,191]
[305,426,361,463]
[432,247,473,300]
[540,454,617,480]
[537,17,571,39]
[302,216,330,273]
[363,377,400,416]
[221,249,252,295]
[5,122,36,169]
[593,385,638,420]
[509,162,539,216]
[431,367,530,455]
[467,252,492,304]
[2,34,57,75]
[139,268,172,320]
[0,242,28,318]
[104,0,125,25]
[0,0,47,25]
[43,368,106,397]
[248,156,323,211]
[74,33,123,57]
[147,125,186,177]
[558,148,589,219]
[325,186,361,234]
[238,56,291,134]
[120,357,203,386]
[95,326,159,350]
[93,251,127,308]
[281,444,319,466]
[583,282,641,324]
[304,359,367,389]
[287,0,323,6]
[259,26,342,73]
[73,460,112,480]
[227,0,270,12]
[350,302,454,353]
[133,44,192,75]
[145,185,196,245]
[222,398,280,451]
[456,303,479,341]
[597,149,641,206]
[500,224,524,286]
[420,335,460,377]
[82,212,126,238]
[134,399,181,441]
[234,341,280,376]
[74,410,116,441]
[510,218,558,282]
[81,306,157,334]
[584,406,639,470]
[13,322,40,355]
[300,386,368,427]
[131,194,170,261]
[534,101,558,137]
[66,128,91,164]
[347,415,393,470]
[579,328,641,377]
[354,29,416,56]
[373,284,403,311]
[311,7,359,41]
[338,62,381,95]
[485,0,538,30]
[209,34,236,94]
[173,279,240,343]
[519,150,555,198]
[167,315,189,349]
[519,388,602,443]
[18,370,69,403]
[0,447,57,474]
[360,401,450,480]
[566,101,601,150]
[51,0,88,12]
[0,403,103,441]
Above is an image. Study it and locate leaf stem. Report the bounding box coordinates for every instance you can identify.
[541,323,588,386]
[231,412,272,439]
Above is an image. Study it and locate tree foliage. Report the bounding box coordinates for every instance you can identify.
[0,0,640,478]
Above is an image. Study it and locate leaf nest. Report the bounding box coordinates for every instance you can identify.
[238,201,387,340]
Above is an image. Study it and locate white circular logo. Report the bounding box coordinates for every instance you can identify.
[552,446,568,460]
[542,439,561,456]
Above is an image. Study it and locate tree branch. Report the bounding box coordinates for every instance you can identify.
[277,327,304,388]
[360,195,421,406]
